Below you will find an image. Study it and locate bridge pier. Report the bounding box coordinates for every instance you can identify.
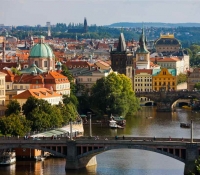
[184,143,198,175]
[156,102,172,112]
[65,141,97,170]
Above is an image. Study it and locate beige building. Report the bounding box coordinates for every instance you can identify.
[12,88,62,106]
[133,69,153,92]
[187,68,200,91]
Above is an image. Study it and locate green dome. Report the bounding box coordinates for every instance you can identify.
[30,43,54,58]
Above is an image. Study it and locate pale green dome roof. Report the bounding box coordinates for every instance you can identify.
[30,43,54,58]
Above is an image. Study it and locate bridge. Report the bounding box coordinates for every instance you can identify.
[0,136,200,174]
[135,91,200,112]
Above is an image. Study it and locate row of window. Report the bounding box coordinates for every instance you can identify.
[135,84,151,86]
[0,90,5,96]
[135,79,151,82]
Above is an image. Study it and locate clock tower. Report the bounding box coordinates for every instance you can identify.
[135,27,150,69]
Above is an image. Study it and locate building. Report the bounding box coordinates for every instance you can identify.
[110,32,133,80]
[154,33,181,54]
[152,68,177,91]
[187,68,200,91]
[133,69,153,92]
[135,28,150,69]
[67,18,88,33]
[12,88,62,106]
[0,72,6,116]
[28,35,55,71]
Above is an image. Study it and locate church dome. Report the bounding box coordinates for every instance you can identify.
[29,36,54,58]
[155,34,180,46]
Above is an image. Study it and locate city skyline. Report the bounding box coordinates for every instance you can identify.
[1,0,200,26]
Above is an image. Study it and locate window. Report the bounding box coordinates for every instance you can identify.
[35,61,38,67]
[7,85,9,89]
[44,61,48,67]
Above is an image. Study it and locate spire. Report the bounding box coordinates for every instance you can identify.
[117,32,126,52]
[137,25,149,53]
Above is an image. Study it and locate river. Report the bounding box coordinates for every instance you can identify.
[1,107,200,175]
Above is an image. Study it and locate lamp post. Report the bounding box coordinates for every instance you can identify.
[70,118,72,140]
[191,119,193,143]
[87,112,92,137]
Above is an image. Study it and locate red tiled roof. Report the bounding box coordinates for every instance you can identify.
[13,88,61,99]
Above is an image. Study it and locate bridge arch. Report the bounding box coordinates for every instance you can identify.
[77,144,185,163]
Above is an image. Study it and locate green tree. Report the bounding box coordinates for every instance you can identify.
[5,100,21,117]
[90,73,140,117]
[177,73,187,84]
[194,82,200,90]
[22,96,39,117]
[0,114,31,136]
[11,67,21,75]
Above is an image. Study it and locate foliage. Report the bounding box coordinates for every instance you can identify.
[194,82,200,90]
[5,100,21,117]
[187,44,200,67]
[63,94,79,109]
[177,73,187,84]
[11,67,21,75]
[61,64,76,95]
[0,114,32,136]
[22,96,40,117]
[90,73,140,117]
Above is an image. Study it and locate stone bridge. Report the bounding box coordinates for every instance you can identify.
[0,136,200,174]
[135,91,200,112]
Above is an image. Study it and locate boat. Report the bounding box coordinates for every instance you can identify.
[182,105,192,110]
[180,122,191,128]
[110,114,126,126]
[109,120,118,129]
[0,151,16,165]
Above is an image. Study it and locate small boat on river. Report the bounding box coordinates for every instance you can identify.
[110,114,126,126]
[180,122,191,128]
[109,120,118,129]
[0,151,16,165]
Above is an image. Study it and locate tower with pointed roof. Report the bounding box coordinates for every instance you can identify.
[135,27,150,69]
[110,32,134,80]
[84,17,88,33]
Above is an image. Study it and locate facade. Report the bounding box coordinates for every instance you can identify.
[69,67,114,96]
[2,69,70,105]
[12,88,62,106]
[152,68,177,91]
[187,68,200,91]
[135,28,150,69]
[133,69,153,92]
[110,32,133,80]
[154,34,181,54]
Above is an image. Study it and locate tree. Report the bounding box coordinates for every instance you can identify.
[22,96,39,117]
[177,73,187,84]
[194,82,200,90]
[0,114,31,136]
[90,73,140,117]
[5,100,21,117]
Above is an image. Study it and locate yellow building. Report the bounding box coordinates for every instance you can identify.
[152,68,177,91]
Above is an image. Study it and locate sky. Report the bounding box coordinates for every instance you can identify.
[1,0,200,26]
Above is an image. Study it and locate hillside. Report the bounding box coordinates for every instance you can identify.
[107,22,200,28]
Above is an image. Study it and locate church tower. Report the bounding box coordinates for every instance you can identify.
[84,17,88,33]
[110,32,134,80]
[135,27,150,69]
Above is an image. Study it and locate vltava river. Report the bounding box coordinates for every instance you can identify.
[1,107,200,175]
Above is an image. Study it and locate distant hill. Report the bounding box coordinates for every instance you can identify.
[106,22,200,28]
